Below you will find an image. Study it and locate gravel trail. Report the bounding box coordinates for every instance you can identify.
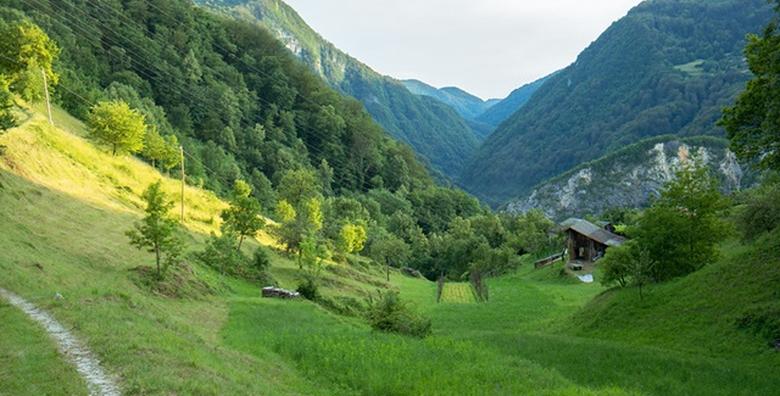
[0,287,121,396]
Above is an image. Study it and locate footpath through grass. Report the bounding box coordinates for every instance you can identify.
[0,300,88,396]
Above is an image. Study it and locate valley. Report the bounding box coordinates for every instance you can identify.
[2,0,780,395]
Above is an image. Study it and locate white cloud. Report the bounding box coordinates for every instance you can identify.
[283,0,642,99]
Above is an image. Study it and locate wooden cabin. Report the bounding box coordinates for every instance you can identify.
[560,218,625,263]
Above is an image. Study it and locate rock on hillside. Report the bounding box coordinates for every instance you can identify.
[505,137,745,220]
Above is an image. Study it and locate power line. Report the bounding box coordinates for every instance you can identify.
[40,0,376,190]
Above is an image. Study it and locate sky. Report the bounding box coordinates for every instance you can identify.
[284,0,643,99]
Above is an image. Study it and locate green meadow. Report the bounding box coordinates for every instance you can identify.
[1,104,778,395]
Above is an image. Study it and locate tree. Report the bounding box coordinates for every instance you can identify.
[368,230,410,281]
[338,223,367,255]
[221,180,265,251]
[600,241,655,300]
[633,160,727,281]
[142,128,180,171]
[0,20,59,102]
[0,76,16,131]
[504,209,557,255]
[277,169,321,208]
[720,6,780,171]
[88,100,146,155]
[274,196,324,256]
[126,181,182,279]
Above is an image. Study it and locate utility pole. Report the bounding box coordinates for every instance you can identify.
[180,146,185,222]
[41,68,53,127]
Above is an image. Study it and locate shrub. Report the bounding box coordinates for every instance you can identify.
[198,232,244,275]
[252,248,270,272]
[296,277,319,301]
[735,179,780,240]
[198,232,271,282]
[366,291,432,338]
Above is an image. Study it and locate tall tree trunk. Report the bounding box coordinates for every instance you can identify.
[155,244,161,279]
[237,234,245,252]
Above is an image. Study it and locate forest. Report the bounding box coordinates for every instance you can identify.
[0,0,556,284]
[462,0,774,205]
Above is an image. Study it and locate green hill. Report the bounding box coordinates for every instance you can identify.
[196,0,481,177]
[462,0,774,204]
[2,103,778,394]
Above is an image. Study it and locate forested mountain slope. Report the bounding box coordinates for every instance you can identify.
[402,79,497,121]
[2,0,433,198]
[476,74,552,128]
[196,0,481,177]
[462,0,773,205]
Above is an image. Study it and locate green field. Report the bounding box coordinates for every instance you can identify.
[1,104,779,394]
[439,283,476,303]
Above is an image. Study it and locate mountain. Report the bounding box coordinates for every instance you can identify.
[5,0,436,198]
[476,74,553,128]
[505,136,745,220]
[461,0,773,205]
[401,79,497,121]
[197,0,480,177]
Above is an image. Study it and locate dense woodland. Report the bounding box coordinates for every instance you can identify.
[199,0,481,178]
[0,0,558,283]
[463,0,774,205]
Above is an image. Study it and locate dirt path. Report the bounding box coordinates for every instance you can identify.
[0,287,121,396]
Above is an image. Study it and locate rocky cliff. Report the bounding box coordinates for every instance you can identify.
[505,136,745,220]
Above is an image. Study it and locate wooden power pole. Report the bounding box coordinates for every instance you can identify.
[41,68,53,127]
[180,146,185,222]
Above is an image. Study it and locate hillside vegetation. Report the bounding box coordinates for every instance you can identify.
[463,0,774,204]
[196,0,481,178]
[1,103,778,395]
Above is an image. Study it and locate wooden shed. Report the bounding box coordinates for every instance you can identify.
[560,218,625,263]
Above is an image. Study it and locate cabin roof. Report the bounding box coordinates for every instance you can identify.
[560,218,625,247]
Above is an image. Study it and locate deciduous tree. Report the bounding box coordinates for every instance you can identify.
[0,20,59,102]
[720,5,780,171]
[126,181,182,279]
[88,100,146,155]
[221,180,265,251]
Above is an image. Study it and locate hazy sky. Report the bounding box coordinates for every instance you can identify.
[284,0,643,99]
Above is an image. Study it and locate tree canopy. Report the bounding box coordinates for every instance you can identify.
[720,3,780,171]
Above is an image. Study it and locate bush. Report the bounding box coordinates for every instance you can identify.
[198,232,244,275]
[197,232,271,282]
[735,180,780,240]
[252,248,270,272]
[366,291,432,338]
[296,277,319,301]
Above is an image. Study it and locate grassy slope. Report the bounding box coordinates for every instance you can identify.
[2,103,778,395]
[0,104,598,394]
[0,302,88,396]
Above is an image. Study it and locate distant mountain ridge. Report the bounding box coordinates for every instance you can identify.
[462,0,774,205]
[197,0,480,178]
[401,79,498,121]
[476,74,553,128]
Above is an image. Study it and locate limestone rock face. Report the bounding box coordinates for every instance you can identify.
[505,138,746,220]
